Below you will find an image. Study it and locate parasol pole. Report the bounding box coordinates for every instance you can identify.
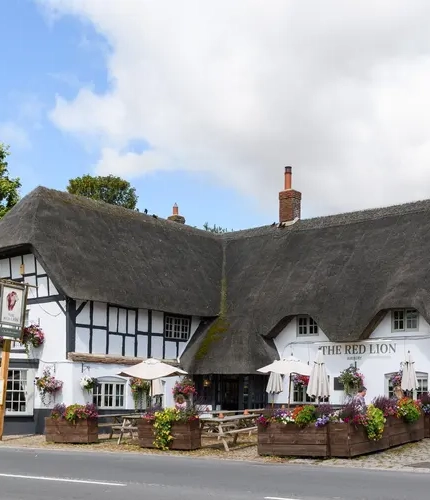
[287,373,292,409]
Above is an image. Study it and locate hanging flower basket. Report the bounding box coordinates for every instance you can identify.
[35,368,63,406]
[172,377,197,402]
[22,325,45,354]
[389,370,403,388]
[80,376,97,392]
[130,377,150,409]
[292,374,309,387]
[338,366,364,395]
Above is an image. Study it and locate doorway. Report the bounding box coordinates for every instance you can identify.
[222,376,239,410]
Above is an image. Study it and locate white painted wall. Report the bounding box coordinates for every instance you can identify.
[273,314,430,405]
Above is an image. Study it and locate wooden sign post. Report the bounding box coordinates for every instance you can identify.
[0,280,30,441]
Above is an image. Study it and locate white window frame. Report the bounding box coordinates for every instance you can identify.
[297,315,319,337]
[391,308,419,332]
[93,377,126,409]
[5,368,34,416]
[164,315,191,341]
[385,371,428,399]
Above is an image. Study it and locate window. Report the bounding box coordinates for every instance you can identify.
[93,381,125,409]
[6,369,29,414]
[164,315,191,340]
[297,315,319,336]
[293,385,312,403]
[392,309,419,332]
[386,372,427,399]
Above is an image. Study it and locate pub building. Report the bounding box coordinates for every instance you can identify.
[1,167,430,434]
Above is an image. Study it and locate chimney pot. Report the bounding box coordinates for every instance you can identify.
[173,203,179,215]
[279,166,301,223]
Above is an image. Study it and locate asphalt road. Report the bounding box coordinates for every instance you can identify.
[0,447,428,500]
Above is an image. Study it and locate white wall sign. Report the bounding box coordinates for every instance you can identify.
[321,342,397,361]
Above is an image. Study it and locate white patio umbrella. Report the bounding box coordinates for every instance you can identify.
[257,355,311,376]
[266,372,283,407]
[401,351,418,393]
[117,358,188,403]
[258,355,311,408]
[306,349,330,401]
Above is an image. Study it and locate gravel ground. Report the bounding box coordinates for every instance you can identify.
[2,433,430,473]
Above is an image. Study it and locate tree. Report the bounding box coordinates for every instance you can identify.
[0,143,21,219]
[203,222,231,234]
[67,174,138,210]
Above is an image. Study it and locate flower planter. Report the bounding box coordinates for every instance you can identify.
[137,419,201,450]
[45,418,98,444]
[329,422,389,458]
[425,415,430,439]
[257,423,329,457]
[387,415,424,447]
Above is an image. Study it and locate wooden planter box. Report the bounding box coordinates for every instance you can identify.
[387,415,424,447]
[137,419,201,450]
[329,422,389,458]
[425,415,430,439]
[45,418,98,444]
[258,423,329,457]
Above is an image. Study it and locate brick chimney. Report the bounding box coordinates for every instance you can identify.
[279,166,301,223]
[167,203,185,224]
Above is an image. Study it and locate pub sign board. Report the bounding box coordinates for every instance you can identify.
[0,282,27,341]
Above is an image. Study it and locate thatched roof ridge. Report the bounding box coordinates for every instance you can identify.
[0,187,223,316]
[182,197,430,374]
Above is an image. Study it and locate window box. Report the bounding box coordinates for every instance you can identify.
[258,422,329,457]
[44,418,99,444]
[137,419,201,450]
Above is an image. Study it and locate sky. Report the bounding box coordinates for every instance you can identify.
[3,1,430,230]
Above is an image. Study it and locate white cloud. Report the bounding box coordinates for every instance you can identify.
[0,122,31,149]
[39,0,430,217]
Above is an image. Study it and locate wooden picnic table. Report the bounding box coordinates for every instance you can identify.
[98,413,143,444]
[200,414,257,451]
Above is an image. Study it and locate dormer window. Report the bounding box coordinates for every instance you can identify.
[392,309,419,332]
[297,315,318,336]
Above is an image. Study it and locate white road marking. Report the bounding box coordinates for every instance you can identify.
[264,497,299,500]
[0,473,125,487]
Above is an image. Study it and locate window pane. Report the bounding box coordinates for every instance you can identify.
[393,310,404,331]
[406,309,418,330]
[164,316,190,340]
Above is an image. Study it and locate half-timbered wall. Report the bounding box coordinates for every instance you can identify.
[75,301,200,360]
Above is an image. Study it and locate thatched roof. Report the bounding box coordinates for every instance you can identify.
[3,187,430,375]
[181,198,430,374]
[0,187,222,316]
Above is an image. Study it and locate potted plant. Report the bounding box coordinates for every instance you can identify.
[130,377,150,410]
[35,368,63,406]
[338,366,364,396]
[138,406,201,450]
[80,375,97,393]
[257,405,331,458]
[45,403,99,443]
[292,374,310,388]
[22,324,45,355]
[172,377,197,406]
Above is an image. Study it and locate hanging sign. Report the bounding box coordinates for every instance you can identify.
[0,282,27,340]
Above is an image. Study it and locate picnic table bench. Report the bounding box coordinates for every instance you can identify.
[98,413,142,444]
[200,414,257,451]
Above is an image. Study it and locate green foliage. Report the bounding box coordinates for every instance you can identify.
[365,405,386,441]
[397,397,422,423]
[66,174,138,210]
[153,408,178,450]
[0,143,21,219]
[294,405,317,427]
[203,222,231,233]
